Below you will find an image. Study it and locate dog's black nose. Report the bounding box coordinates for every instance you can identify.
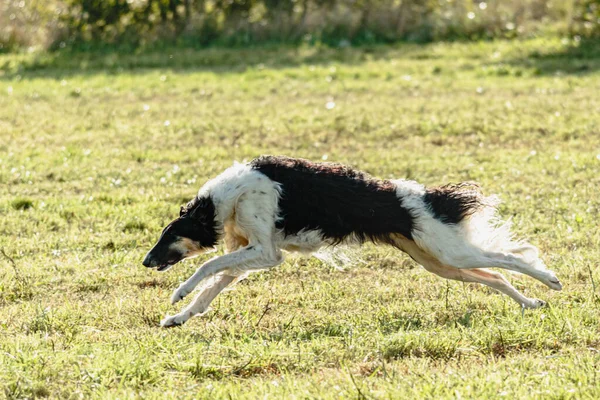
[142,253,154,268]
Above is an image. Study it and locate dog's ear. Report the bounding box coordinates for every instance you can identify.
[189,206,209,224]
[188,202,204,221]
[188,197,215,225]
[179,206,186,217]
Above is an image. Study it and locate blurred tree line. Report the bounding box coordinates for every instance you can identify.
[1,0,599,51]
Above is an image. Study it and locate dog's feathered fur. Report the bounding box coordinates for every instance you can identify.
[423,182,486,224]
[143,155,562,327]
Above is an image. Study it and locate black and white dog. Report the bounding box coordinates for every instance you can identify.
[143,156,562,327]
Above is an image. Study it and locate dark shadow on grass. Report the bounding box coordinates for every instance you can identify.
[0,44,435,80]
[508,38,600,75]
[5,38,599,80]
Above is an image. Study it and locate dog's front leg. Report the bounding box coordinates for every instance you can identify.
[161,274,237,327]
[170,244,282,305]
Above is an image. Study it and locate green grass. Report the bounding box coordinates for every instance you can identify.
[1,37,600,398]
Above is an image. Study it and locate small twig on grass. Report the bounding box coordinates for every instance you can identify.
[347,367,371,400]
[445,280,450,310]
[231,358,254,377]
[283,122,294,135]
[496,327,506,358]
[1,247,23,281]
[586,263,598,301]
[380,357,390,381]
[255,298,272,329]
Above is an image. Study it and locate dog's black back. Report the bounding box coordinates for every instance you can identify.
[250,155,414,244]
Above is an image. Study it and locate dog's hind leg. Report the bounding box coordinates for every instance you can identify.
[460,251,561,292]
[408,215,562,290]
[417,238,563,291]
[161,274,237,327]
[394,235,546,308]
[423,262,546,309]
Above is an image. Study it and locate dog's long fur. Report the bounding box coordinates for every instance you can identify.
[143,155,562,327]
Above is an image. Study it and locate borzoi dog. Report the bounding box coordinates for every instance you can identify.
[143,156,562,327]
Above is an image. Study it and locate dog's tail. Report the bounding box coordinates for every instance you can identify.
[422,182,486,226]
[453,189,543,270]
[424,182,540,259]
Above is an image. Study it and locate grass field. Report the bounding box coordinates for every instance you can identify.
[1,37,600,399]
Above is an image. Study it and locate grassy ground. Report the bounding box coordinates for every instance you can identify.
[1,37,599,399]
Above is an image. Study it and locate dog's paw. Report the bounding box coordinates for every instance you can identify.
[160,314,187,328]
[543,271,563,291]
[548,277,563,291]
[523,298,547,309]
[171,284,192,304]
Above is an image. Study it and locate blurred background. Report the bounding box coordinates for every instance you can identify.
[1,0,599,52]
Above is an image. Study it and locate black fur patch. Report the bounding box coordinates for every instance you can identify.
[423,183,484,224]
[175,195,219,247]
[250,155,414,244]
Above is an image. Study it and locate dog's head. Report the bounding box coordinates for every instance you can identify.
[143,196,218,272]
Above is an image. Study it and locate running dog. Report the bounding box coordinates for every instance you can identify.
[143,155,562,327]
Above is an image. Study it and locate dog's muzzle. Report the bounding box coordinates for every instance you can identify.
[142,252,175,272]
[142,252,154,268]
